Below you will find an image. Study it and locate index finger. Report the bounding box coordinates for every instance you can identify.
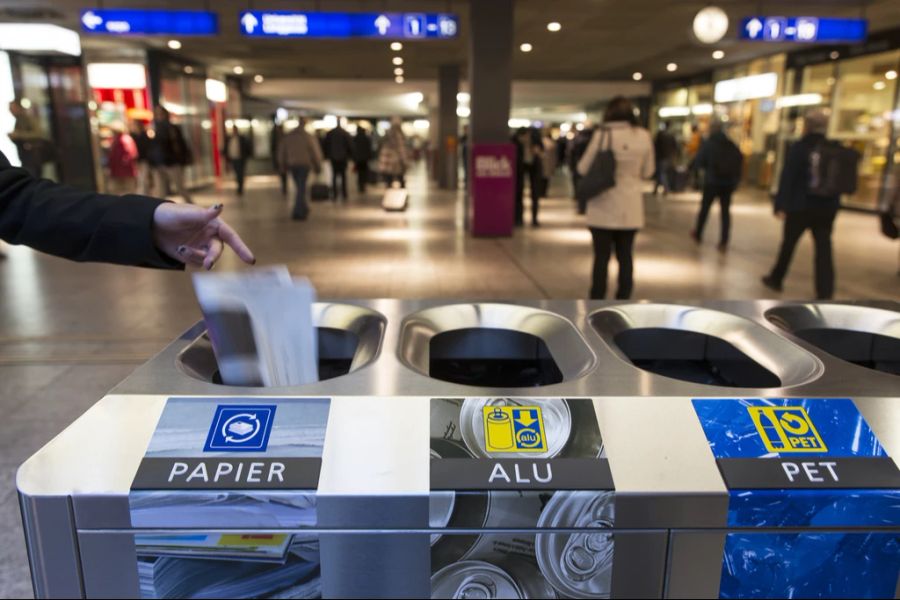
[216,219,256,265]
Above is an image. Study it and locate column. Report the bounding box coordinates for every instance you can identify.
[468,0,515,236]
[437,64,459,190]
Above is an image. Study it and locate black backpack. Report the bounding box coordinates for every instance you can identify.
[809,141,860,197]
[710,138,743,183]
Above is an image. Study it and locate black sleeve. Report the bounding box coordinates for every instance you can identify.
[0,151,183,268]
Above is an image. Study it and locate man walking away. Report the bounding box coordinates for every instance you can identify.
[690,119,742,251]
[149,106,193,204]
[278,118,323,221]
[653,122,678,196]
[223,124,252,196]
[567,124,594,212]
[353,125,373,194]
[762,110,859,300]
[270,116,287,195]
[324,118,354,202]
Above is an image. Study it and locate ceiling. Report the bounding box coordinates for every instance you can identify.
[2,0,899,116]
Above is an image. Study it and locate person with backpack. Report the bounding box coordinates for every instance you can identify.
[690,119,743,251]
[577,97,654,299]
[762,110,859,300]
[324,119,354,202]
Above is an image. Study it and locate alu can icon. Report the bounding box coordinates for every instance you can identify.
[485,407,515,450]
[535,492,615,599]
[460,398,571,459]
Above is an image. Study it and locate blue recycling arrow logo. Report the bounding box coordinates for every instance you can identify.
[204,405,277,452]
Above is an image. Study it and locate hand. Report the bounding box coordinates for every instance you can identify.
[152,203,255,270]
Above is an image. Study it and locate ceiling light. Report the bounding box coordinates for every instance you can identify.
[666,62,678,72]
[0,24,81,56]
[184,65,194,74]
[254,74,264,83]
[520,43,533,52]
[632,72,643,81]
[233,65,244,75]
[391,42,403,51]
[394,67,404,76]
[826,77,835,86]
[457,92,470,102]
[167,39,182,50]
[829,51,840,60]
[395,76,405,84]
[547,22,561,32]
[411,92,424,103]
[886,70,898,80]
[874,81,887,91]
[393,57,403,66]
[456,106,470,118]
[712,50,725,60]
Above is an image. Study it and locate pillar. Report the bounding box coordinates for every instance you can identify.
[437,64,459,190]
[468,0,515,236]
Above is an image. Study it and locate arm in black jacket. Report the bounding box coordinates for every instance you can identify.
[0,150,182,268]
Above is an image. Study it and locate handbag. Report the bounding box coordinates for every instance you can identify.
[575,127,616,212]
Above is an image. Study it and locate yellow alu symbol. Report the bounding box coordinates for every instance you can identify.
[748,406,828,453]
[483,405,547,453]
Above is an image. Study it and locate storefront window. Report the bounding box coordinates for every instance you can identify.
[159,72,215,188]
[831,50,900,210]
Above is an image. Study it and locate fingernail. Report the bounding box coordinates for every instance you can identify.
[251,258,257,265]
[177,245,187,255]
[212,203,223,210]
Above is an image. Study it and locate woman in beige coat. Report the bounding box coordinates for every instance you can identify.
[577,97,655,299]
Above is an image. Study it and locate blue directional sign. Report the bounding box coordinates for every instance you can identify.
[238,11,458,39]
[80,9,218,36]
[740,16,867,43]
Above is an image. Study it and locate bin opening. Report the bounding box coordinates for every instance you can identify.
[793,328,900,376]
[614,328,781,387]
[429,328,564,387]
[209,327,360,384]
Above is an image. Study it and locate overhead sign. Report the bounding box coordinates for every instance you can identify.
[740,16,867,43]
[238,11,458,39]
[80,9,219,36]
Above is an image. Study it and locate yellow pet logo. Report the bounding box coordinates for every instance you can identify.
[748,406,827,453]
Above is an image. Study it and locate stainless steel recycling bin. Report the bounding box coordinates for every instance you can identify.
[16,300,900,599]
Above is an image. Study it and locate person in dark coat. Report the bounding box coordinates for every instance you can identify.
[149,106,194,204]
[762,110,840,300]
[0,149,254,269]
[653,122,679,196]
[223,124,252,196]
[352,126,373,194]
[324,120,354,201]
[512,127,543,227]
[270,116,288,195]
[690,119,743,251]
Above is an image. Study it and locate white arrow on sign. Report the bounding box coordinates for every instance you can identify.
[241,12,259,34]
[745,17,763,39]
[375,14,391,35]
[82,11,103,30]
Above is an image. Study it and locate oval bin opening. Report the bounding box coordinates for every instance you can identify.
[177,302,385,388]
[613,328,781,387]
[792,328,900,376]
[429,328,564,387]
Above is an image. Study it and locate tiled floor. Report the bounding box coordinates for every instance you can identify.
[0,163,897,597]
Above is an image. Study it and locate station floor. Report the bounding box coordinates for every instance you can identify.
[0,163,898,597]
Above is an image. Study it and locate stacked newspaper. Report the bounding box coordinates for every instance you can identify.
[137,555,320,599]
[192,266,318,387]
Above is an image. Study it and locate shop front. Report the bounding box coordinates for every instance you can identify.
[782,30,900,211]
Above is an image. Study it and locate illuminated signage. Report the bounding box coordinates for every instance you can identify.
[741,16,867,43]
[714,73,778,103]
[239,12,458,39]
[81,9,218,36]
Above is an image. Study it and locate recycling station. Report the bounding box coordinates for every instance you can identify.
[16,300,900,598]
